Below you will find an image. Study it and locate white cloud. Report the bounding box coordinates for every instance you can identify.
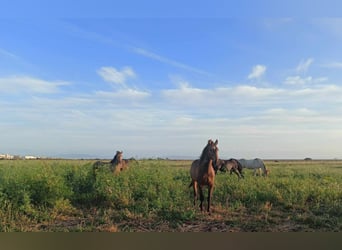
[2,72,342,159]
[131,47,212,76]
[62,23,212,77]
[321,61,342,69]
[162,83,284,108]
[248,64,266,79]
[0,76,69,94]
[96,66,151,103]
[296,58,314,74]
[0,48,20,59]
[97,66,136,85]
[284,76,311,85]
[313,18,342,39]
[95,89,150,100]
[264,108,317,116]
[263,18,293,30]
[232,85,283,98]
[285,58,327,86]
[290,84,342,99]
[284,75,328,85]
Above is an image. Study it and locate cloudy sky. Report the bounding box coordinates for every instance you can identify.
[1,2,342,159]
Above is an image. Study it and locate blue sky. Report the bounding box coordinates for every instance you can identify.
[1,2,342,159]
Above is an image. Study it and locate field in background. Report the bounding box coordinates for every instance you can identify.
[0,159,341,232]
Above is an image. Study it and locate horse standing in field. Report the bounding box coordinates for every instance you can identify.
[109,151,129,172]
[189,139,219,213]
[218,158,244,179]
[238,158,269,177]
[93,151,128,176]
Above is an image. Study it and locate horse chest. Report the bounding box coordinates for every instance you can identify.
[199,173,214,185]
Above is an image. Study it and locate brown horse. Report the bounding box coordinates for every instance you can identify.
[109,151,128,172]
[189,139,219,213]
[93,151,128,176]
[218,158,244,179]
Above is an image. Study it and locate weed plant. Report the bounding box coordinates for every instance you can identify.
[0,159,341,231]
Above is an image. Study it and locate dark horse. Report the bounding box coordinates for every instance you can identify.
[189,139,219,213]
[93,151,128,177]
[218,158,244,179]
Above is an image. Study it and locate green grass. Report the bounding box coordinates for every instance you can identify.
[0,159,341,231]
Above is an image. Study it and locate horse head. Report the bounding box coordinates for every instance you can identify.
[110,150,123,165]
[216,159,226,173]
[264,169,270,177]
[116,151,123,162]
[200,139,219,171]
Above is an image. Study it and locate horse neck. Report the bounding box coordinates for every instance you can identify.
[199,148,208,163]
[116,156,123,165]
[262,165,268,175]
[199,158,214,174]
[236,160,243,171]
[111,154,122,165]
[260,162,266,171]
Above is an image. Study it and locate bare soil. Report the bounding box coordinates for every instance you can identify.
[32,206,323,232]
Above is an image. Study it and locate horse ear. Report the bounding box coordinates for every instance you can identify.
[214,139,218,145]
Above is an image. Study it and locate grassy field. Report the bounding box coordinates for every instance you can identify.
[0,158,341,232]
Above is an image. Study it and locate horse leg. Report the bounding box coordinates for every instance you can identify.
[236,161,244,178]
[207,185,214,213]
[192,181,198,206]
[198,185,204,211]
[232,168,241,179]
[237,168,244,178]
[236,170,242,179]
[240,169,245,178]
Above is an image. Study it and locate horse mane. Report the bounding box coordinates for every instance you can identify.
[199,140,212,163]
[110,151,122,165]
[198,139,219,174]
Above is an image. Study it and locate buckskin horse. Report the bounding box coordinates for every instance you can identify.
[93,151,128,177]
[189,139,219,213]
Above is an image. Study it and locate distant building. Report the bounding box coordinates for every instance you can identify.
[0,154,14,159]
[25,155,38,160]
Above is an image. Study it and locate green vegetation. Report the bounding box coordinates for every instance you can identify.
[0,159,341,231]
